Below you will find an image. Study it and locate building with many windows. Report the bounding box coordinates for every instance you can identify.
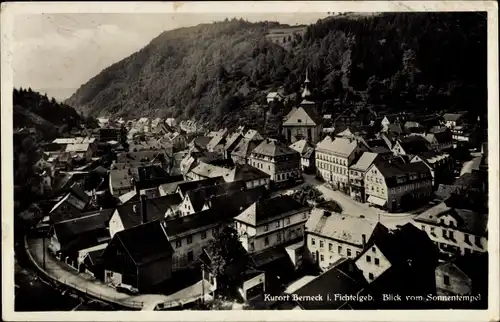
[305,208,389,271]
[248,138,302,187]
[315,136,366,192]
[234,195,311,254]
[364,160,432,212]
[413,201,488,259]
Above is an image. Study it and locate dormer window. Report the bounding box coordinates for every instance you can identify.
[297,119,302,123]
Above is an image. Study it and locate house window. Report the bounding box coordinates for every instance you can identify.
[444,275,450,286]
[249,242,254,251]
[187,251,193,262]
[187,236,193,244]
[311,238,316,246]
[320,254,324,262]
[356,251,360,256]
[320,241,324,248]
[176,240,182,248]
[375,258,380,266]
[369,273,374,280]
[201,231,207,240]
[449,231,455,240]
[286,218,291,225]
[276,221,280,228]
[366,255,372,263]
[442,229,448,239]
[347,249,351,257]
[430,227,435,235]
[312,252,316,260]
[329,243,333,251]
[338,246,342,254]
[372,247,376,253]
[264,224,269,232]
[265,237,269,246]
[277,232,282,242]
[421,225,426,231]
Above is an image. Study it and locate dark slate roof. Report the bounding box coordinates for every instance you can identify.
[223,132,243,151]
[373,160,432,188]
[186,180,247,212]
[252,139,299,157]
[159,180,187,195]
[176,177,225,196]
[116,150,167,164]
[136,165,170,182]
[453,172,483,189]
[397,136,430,155]
[53,209,114,253]
[361,222,438,268]
[164,207,237,238]
[115,195,182,229]
[234,195,309,226]
[370,146,392,154]
[443,113,466,122]
[114,220,173,265]
[191,136,212,150]
[292,265,363,309]
[231,138,261,158]
[366,139,389,149]
[204,186,268,213]
[223,164,270,182]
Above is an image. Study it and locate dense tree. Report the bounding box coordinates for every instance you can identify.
[65,13,486,131]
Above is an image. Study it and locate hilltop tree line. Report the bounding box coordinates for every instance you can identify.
[66,13,486,132]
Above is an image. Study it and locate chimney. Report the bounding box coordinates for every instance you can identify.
[141,194,148,224]
[362,234,366,248]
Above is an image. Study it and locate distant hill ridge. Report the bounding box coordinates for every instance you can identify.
[65,13,486,132]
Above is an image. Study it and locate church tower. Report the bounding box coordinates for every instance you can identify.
[302,69,312,99]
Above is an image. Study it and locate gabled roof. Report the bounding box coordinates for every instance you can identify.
[291,262,363,310]
[115,195,182,229]
[186,180,247,212]
[289,139,314,155]
[396,136,430,155]
[235,195,308,226]
[109,168,135,191]
[159,180,187,195]
[116,150,167,164]
[206,134,226,151]
[113,220,173,265]
[164,207,237,238]
[204,186,268,213]
[252,139,298,158]
[413,202,488,236]
[316,137,359,158]
[223,164,270,183]
[350,152,381,172]
[65,143,90,153]
[267,92,283,99]
[176,177,225,196]
[189,162,232,179]
[190,136,212,150]
[223,132,243,151]
[231,138,261,158]
[283,107,318,126]
[425,130,452,144]
[244,129,264,141]
[361,223,438,268]
[371,160,432,188]
[306,209,381,246]
[53,209,114,253]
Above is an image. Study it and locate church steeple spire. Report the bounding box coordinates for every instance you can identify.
[302,69,312,99]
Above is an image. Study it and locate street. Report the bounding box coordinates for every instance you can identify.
[279,174,427,230]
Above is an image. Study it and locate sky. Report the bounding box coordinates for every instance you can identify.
[12,13,327,100]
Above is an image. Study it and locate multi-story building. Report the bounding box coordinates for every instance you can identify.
[348,152,382,202]
[413,201,488,258]
[306,208,388,271]
[364,160,433,212]
[248,138,302,187]
[234,195,311,254]
[315,136,366,192]
[409,151,452,188]
[289,139,315,173]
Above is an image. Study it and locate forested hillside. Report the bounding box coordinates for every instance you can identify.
[66,13,487,130]
[14,88,85,140]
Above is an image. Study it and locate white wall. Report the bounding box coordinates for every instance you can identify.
[354,244,391,283]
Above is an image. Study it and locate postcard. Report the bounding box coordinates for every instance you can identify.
[1,1,498,321]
